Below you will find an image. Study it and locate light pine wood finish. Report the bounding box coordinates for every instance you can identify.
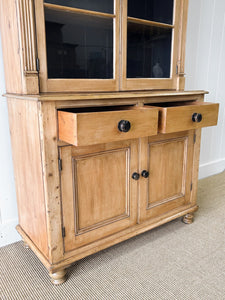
[49,269,67,285]
[7,98,48,258]
[182,213,194,224]
[0,0,25,94]
[60,140,138,252]
[58,107,158,146]
[4,95,219,283]
[0,0,22,94]
[44,3,116,19]
[189,129,202,205]
[38,102,64,264]
[138,131,194,223]
[16,202,198,273]
[0,0,220,286]
[0,0,38,94]
[127,17,174,29]
[5,90,208,102]
[16,0,39,93]
[176,0,189,90]
[156,102,219,133]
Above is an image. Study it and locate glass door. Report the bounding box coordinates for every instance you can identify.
[35,0,119,92]
[121,0,182,90]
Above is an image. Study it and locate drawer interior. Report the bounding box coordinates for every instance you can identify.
[145,100,198,108]
[58,105,137,113]
[145,101,219,133]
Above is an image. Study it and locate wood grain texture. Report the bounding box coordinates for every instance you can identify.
[7,98,48,258]
[182,212,194,224]
[0,0,39,94]
[176,0,189,90]
[5,90,208,102]
[148,137,187,206]
[74,149,130,234]
[17,203,199,273]
[58,107,158,146]
[138,131,194,223]
[157,102,219,133]
[34,0,48,92]
[0,0,23,93]
[127,17,174,28]
[0,0,221,286]
[38,102,64,263]
[189,129,201,205]
[16,0,39,94]
[44,3,116,19]
[60,140,138,252]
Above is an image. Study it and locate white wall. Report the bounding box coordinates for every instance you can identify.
[0,0,225,247]
[0,34,21,247]
[185,0,225,178]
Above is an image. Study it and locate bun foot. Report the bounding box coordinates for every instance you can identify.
[49,269,67,285]
[182,213,194,224]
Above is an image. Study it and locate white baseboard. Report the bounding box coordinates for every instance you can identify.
[199,158,225,179]
[0,219,21,247]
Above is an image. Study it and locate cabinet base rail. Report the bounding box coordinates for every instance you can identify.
[16,204,198,284]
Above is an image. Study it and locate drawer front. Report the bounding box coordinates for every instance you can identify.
[158,102,219,133]
[58,107,158,146]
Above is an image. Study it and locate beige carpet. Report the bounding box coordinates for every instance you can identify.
[1,171,225,300]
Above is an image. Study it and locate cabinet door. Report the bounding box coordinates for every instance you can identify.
[60,140,138,252]
[121,0,188,90]
[138,131,194,223]
[35,0,120,92]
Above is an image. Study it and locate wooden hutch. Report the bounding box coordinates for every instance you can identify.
[0,0,219,284]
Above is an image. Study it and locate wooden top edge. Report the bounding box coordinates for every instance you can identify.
[3,90,208,102]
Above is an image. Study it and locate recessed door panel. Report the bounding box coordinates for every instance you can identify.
[60,140,138,252]
[148,137,186,206]
[138,131,194,223]
[74,149,129,234]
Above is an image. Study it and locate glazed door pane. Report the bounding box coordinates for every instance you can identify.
[128,0,174,24]
[121,0,181,90]
[127,22,172,78]
[45,0,114,14]
[45,9,113,79]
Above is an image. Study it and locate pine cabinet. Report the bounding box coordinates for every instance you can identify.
[0,0,219,285]
[60,130,195,252]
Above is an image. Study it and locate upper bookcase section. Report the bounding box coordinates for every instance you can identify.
[0,0,189,94]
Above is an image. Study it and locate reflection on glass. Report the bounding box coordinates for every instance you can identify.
[127,22,172,78]
[128,0,174,25]
[45,9,113,79]
[45,0,113,14]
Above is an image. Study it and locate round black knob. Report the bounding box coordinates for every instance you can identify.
[118,120,131,132]
[132,172,140,180]
[141,170,149,178]
[192,113,202,123]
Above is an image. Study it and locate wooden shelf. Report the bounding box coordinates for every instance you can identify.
[127,17,174,29]
[44,3,116,19]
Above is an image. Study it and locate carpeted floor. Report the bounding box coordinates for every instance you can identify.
[1,171,225,300]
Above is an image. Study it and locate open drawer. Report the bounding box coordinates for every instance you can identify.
[58,106,158,146]
[148,102,219,133]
